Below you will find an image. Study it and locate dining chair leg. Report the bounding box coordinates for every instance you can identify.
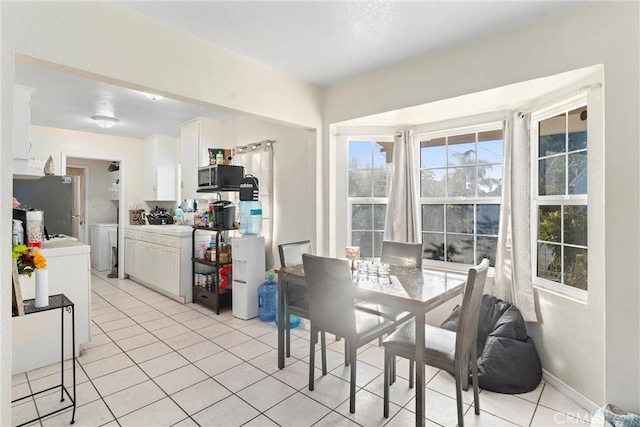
[409,360,414,389]
[284,303,291,358]
[454,359,465,427]
[349,341,357,414]
[471,346,480,414]
[309,327,316,391]
[383,349,390,418]
[321,331,327,375]
[344,340,350,366]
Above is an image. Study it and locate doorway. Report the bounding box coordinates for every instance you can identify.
[62,154,126,279]
[65,165,88,243]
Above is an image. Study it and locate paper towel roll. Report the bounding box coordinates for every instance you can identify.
[26,210,44,248]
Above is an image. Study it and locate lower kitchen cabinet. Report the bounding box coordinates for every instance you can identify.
[124,226,193,303]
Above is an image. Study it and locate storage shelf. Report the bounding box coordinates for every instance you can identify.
[192,227,232,314]
[192,258,232,267]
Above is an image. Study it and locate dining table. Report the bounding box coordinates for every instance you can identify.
[275,262,468,427]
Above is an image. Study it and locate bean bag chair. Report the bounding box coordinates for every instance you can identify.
[440,294,542,393]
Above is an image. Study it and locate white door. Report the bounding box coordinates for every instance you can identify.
[66,167,87,243]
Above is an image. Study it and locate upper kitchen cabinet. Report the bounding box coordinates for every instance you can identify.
[13,85,44,179]
[144,134,178,201]
[179,118,221,199]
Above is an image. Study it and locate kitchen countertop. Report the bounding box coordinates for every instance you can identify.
[42,237,91,257]
[126,224,194,237]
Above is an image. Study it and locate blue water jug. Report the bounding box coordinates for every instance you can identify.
[258,274,277,322]
[239,200,262,235]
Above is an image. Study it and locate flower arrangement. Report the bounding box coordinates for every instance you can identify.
[12,244,47,277]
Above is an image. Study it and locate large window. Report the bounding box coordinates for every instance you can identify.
[419,125,503,266]
[348,139,392,258]
[533,100,588,295]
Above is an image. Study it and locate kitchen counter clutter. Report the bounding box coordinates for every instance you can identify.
[124,225,194,302]
[12,240,91,374]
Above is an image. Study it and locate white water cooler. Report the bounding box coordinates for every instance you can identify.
[231,235,266,319]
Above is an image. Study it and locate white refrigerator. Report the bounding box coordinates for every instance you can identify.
[231,235,266,319]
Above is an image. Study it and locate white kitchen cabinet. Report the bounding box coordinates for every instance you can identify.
[13,85,43,179]
[124,226,193,303]
[133,240,150,283]
[144,134,178,201]
[179,118,222,199]
[125,237,135,276]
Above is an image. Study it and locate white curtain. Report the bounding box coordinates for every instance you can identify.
[384,130,420,243]
[233,142,275,269]
[493,112,538,322]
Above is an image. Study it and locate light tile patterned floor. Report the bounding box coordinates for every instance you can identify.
[11,270,592,427]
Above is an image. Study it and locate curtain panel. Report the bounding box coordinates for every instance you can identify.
[384,130,421,243]
[493,112,538,322]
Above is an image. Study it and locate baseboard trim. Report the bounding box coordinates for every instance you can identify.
[542,369,601,414]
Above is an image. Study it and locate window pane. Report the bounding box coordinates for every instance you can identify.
[446,234,474,264]
[539,113,566,157]
[373,232,385,258]
[538,243,561,283]
[421,168,446,198]
[352,231,373,258]
[564,247,588,290]
[352,204,372,230]
[477,236,497,266]
[373,142,391,168]
[539,134,566,157]
[422,232,445,261]
[539,157,565,196]
[422,204,444,232]
[447,166,476,197]
[568,107,587,151]
[478,164,502,197]
[569,131,587,151]
[539,205,561,243]
[476,204,500,235]
[372,168,391,197]
[448,133,476,166]
[564,205,587,246]
[421,137,446,168]
[568,152,587,195]
[477,132,503,164]
[373,204,386,230]
[348,141,372,168]
[446,204,474,234]
[349,169,372,197]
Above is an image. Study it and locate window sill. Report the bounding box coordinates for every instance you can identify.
[533,281,588,304]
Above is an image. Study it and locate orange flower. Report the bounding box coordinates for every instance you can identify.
[33,251,47,270]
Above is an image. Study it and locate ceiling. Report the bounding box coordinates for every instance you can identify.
[15,1,588,140]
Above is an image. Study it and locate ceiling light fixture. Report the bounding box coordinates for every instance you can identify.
[92,116,119,129]
[143,92,164,101]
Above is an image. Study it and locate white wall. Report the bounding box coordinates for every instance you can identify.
[219,116,317,262]
[30,126,146,211]
[324,2,640,411]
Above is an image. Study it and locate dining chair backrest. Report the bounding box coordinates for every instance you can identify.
[455,258,490,361]
[278,240,312,267]
[302,254,356,339]
[381,240,423,269]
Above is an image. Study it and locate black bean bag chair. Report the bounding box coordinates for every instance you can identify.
[440,294,542,393]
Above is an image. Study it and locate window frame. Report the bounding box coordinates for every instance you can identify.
[347,136,394,258]
[530,96,589,301]
[418,122,503,269]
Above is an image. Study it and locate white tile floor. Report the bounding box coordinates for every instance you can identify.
[11,270,592,427]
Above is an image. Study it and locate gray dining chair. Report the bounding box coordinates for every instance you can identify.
[303,254,397,414]
[355,240,420,343]
[382,258,490,426]
[278,241,327,372]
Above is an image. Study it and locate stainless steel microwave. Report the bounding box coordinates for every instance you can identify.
[197,165,245,191]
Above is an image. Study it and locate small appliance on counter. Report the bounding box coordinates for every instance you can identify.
[212,200,236,229]
[146,207,174,225]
